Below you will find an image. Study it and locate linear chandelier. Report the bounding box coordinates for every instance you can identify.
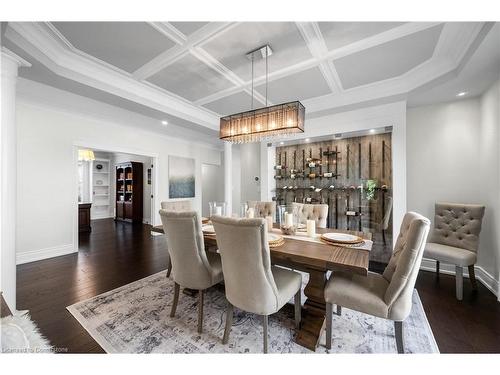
[219,45,305,143]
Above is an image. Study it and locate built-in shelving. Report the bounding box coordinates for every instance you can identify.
[91,158,112,220]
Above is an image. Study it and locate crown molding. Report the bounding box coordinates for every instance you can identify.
[5,22,220,130]
[1,46,32,67]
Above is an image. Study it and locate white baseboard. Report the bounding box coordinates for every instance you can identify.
[420,258,499,299]
[91,214,113,220]
[16,244,76,265]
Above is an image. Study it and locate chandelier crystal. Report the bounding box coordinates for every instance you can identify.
[219,45,305,143]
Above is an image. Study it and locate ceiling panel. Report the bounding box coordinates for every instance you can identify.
[333,24,444,89]
[146,53,235,101]
[318,22,405,51]
[202,22,312,81]
[255,66,331,104]
[203,91,254,116]
[170,22,209,36]
[52,22,176,73]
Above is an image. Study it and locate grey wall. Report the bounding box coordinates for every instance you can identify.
[407,79,500,295]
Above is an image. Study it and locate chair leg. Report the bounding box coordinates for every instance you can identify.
[294,290,301,329]
[170,282,180,317]
[394,321,404,354]
[197,290,204,334]
[468,265,478,290]
[326,303,333,350]
[456,266,463,300]
[336,305,342,316]
[263,315,269,354]
[222,301,233,344]
[435,261,440,277]
[166,257,172,278]
[382,229,386,245]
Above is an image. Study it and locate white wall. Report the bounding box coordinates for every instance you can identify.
[201,163,224,217]
[15,82,222,264]
[407,81,500,297]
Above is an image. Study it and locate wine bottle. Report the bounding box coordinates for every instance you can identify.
[323,172,333,178]
[274,165,286,170]
[308,173,316,179]
[274,175,283,180]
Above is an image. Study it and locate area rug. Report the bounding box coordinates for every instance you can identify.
[67,270,439,354]
[1,312,53,353]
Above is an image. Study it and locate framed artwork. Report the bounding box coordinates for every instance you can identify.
[168,156,195,198]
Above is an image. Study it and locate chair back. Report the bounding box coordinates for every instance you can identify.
[380,196,393,230]
[160,200,192,211]
[247,201,276,220]
[430,202,485,253]
[293,202,329,228]
[211,216,280,315]
[382,212,430,320]
[159,210,213,289]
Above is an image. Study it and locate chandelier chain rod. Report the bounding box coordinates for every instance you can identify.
[251,54,254,110]
[265,47,268,107]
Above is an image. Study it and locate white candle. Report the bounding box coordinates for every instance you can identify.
[215,206,222,216]
[307,220,316,238]
[285,212,294,228]
[247,207,255,218]
[266,216,273,232]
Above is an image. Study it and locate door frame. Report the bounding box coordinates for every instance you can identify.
[72,141,159,253]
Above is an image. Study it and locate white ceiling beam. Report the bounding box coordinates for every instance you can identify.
[148,22,187,45]
[133,22,238,80]
[295,22,343,94]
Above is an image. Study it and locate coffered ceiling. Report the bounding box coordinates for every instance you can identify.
[1,21,497,141]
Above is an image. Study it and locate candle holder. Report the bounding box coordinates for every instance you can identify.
[278,204,298,235]
[209,201,227,218]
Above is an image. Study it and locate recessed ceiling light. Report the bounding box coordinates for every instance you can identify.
[280,141,284,145]
[456,91,468,97]
[305,138,310,143]
[161,120,168,125]
[369,129,375,134]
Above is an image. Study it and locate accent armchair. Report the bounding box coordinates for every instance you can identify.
[159,210,223,334]
[324,212,430,353]
[247,201,276,220]
[211,216,302,353]
[423,202,485,300]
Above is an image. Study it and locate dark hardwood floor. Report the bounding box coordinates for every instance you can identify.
[16,219,500,353]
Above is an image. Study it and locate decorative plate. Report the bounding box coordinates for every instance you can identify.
[202,225,215,234]
[268,233,283,243]
[321,232,364,244]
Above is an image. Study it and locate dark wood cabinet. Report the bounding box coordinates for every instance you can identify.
[115,161,143,223]
[78,203,92,232]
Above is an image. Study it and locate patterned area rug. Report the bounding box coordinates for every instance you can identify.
[67,270,439,354]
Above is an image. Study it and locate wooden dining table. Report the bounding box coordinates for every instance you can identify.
[151,223,372,352]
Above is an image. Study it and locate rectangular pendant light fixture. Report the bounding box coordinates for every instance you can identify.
[219,101,305,143]
[219,45,305,143]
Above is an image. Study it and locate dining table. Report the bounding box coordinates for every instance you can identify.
[151,222,372,351]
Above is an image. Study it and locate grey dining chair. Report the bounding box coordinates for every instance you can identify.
[160,200,193,277]
[211,215,302,353]
[159,210,223,334]
[324,212,430,353]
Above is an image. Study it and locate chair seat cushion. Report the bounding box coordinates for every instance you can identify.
[324,271,389,319]
[206,252,224,285]
[271,266,302,310]
[424,242,476,266]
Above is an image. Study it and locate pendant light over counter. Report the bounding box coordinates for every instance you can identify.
[219,45,305,144]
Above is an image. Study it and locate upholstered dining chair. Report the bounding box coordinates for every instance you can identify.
[247,201,276,221]
[159,210,223,334]
[324,212,430,353]
[211,216,302,353]
[160,200,193,278]
[423,202,485,300]
[292,202,329,228]
[365,196,393,244]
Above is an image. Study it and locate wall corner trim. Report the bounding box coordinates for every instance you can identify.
[16,244,76,265]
